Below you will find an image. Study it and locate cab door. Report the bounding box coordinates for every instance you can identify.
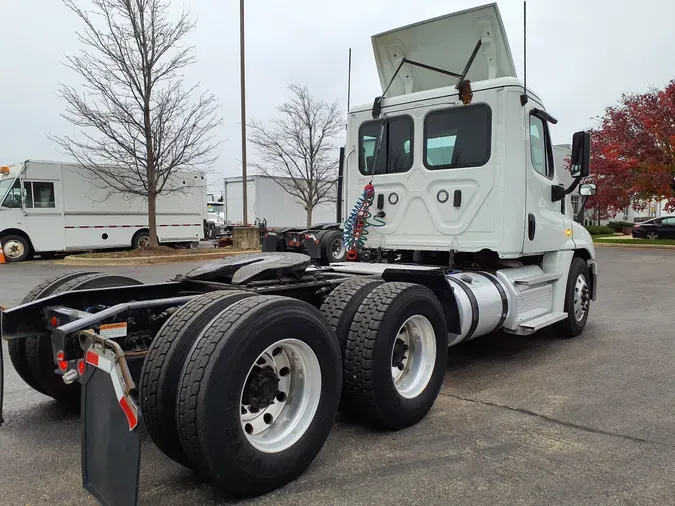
[522,110,565,254]
[21,179,66,252]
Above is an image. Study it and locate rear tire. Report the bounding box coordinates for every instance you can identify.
[320,278,383,410]
[343,282,448,430]
[140,290,256,468]
[555,257,591,338]
[646,231,659,240]
[25,273,142,408]
[8,271,98,394]
[132,229,151,249]
[321,230,347,264]
[177,296,342,495]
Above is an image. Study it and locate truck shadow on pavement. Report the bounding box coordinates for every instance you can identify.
[448,329,559,367]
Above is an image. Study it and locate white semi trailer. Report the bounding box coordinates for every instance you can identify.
[223,175,336,228]
[1,4,598,503]
[0,160,207,261]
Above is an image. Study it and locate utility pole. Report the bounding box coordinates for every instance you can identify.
[239,0,248,225]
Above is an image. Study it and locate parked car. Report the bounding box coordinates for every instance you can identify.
[631,216,675,239]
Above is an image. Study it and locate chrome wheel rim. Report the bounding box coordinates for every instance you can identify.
[573,273,590,321]
[137,235,150,248]
[240,338,321,454]
[646,232,658,240]
[4,239,25,260]
[330,237,345,260]
[391,315,437,399]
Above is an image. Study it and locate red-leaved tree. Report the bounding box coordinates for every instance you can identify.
[585,80,675,219]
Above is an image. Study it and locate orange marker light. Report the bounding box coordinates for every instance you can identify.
[565,229,572,237]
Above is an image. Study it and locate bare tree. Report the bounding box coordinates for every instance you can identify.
[51,0,222,246]
[248,84,342,227]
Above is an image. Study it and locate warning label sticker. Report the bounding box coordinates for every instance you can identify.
[100,322,128,338]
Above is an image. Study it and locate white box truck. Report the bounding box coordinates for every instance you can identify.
[223,175,336,228]
[0,160,206,261]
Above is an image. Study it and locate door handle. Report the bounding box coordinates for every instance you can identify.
[528,214,536,240]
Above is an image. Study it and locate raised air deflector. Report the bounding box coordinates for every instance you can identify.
[371,3,517,97]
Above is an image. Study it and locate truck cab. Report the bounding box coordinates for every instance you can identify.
[341,3,597,339]
[345,3,595,261]
[0,163,62,261]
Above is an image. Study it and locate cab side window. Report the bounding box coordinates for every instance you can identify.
[529,114,553,178]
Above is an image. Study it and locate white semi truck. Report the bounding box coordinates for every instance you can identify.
[0,4,597,503]
[0,160,207,261]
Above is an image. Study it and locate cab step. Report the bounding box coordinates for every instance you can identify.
[519,312,567,332]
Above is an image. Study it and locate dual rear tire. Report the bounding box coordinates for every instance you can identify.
[320,279,448,429]
[141,279,447,496]
[140,292,343,496]
[8,272,142,409]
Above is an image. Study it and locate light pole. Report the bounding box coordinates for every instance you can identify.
[239,0,248,225]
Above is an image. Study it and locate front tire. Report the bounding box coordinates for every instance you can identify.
[177,296,342,495]
[1,235,31,262]
[556,257,591,338]
[343,282,448,430]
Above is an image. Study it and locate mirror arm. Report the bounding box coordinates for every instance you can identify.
[551,178,581,203]
[564,178,581,195]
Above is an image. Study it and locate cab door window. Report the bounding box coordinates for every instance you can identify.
[1,179,22,208]
[529,114,553,179]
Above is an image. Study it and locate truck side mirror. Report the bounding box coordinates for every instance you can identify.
[579,183,596,196]
[570,131,591,178]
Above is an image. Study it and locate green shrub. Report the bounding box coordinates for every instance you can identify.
[606,221,633,232]
[585,225,615,235]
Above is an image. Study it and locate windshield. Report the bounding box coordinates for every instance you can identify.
[0,178,17,206]
[207,203,224,212]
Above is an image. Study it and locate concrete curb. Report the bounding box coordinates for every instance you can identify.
[594,242,675,250]
[59,249,260,266]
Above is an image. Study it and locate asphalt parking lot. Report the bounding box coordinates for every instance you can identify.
[2,247,675,505]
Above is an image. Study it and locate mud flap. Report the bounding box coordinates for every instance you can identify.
[81,338,141,506]
[302,236,322,259]
[0,339,4,425]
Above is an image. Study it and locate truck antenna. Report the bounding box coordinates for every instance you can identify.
[347,48,352,115]
[520,0,528,106]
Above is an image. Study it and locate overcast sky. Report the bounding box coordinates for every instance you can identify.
[1,0,674,192]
